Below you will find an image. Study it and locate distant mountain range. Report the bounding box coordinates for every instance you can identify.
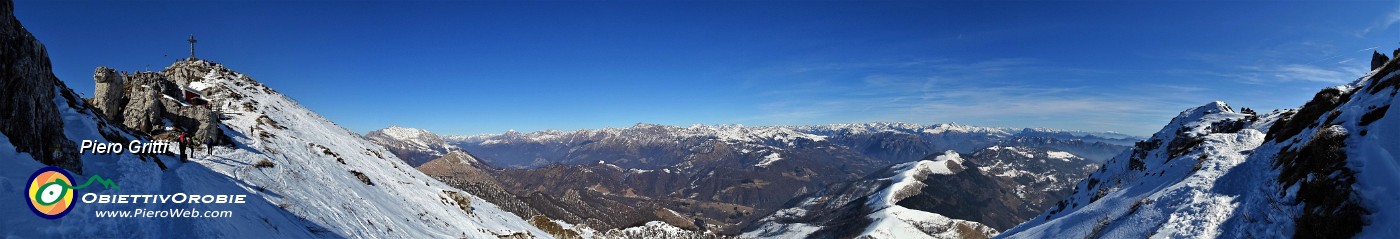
[446,122,1137,169]
[370,50,1400,237]
[368,122,1133,235]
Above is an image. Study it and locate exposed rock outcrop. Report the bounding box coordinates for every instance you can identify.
[122,71,180,100]
[0,0,81,173]
[92,66,123,121]
[1372,51,1389,70]
[94,61,227,144]
[122,86,162,134]
[195,109,220,143]
[163,59,212,87]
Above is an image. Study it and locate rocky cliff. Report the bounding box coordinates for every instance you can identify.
[0,0,81,173]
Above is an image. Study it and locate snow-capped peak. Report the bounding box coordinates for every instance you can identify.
[858,151,1001,239]
[871,150,965,206]
[368,126,456,149]
[364,125,465,166]
[379,125,435,141]
[1170,101,1235,125]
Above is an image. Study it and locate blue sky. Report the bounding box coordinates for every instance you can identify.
[14,0,1400,136]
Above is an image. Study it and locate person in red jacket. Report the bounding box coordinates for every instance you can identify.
[179,132,189,162]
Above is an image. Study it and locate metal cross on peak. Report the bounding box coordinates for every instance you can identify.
[187,34,198,60]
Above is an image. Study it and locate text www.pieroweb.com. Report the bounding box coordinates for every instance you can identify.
[83,193,246,218]
[94,208,233,218]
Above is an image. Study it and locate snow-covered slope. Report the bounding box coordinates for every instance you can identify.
[1001,51,1400,238]
[0,84,325,238]
[2,2,328,236]
[0,7,551,235]
[2,57,554,237]
[997,101,1265,238]
[175,59,551,238]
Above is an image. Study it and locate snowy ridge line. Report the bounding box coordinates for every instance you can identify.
[742,150,1000,239]
[869,151,964,207]
[1001,51,1400,238]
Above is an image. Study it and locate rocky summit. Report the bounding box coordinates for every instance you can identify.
[89,63,226,146]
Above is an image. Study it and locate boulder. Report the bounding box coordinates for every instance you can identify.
[93,66,124,121]
[195,109,221,144]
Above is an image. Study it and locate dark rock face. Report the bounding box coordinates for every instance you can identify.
[1373,51,1390,70]
[0,0,81,173]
